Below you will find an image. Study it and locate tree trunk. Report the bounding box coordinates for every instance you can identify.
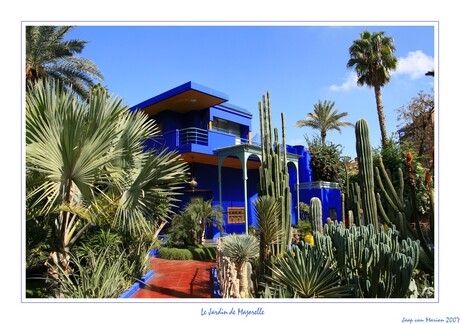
[154,220,168,241]
[321,130,326,145]
[374,85,389,147]
[238,261,249,298]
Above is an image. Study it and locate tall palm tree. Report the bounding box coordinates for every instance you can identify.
[26,80,189,275]
[295,100,353,144]
[26,25,104,100]
[347,30,398,147]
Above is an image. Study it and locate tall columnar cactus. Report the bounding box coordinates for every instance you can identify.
[355,119,379,231]
[258,91,292,255]
[348,181,363,227]
[317,222,419,298]
[310,197,323,233]
[373,152,434,273]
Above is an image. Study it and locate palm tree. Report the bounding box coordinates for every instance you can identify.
[347,30,398,147]
[220,234,259,297]
[26,25,103,100]
[295,100,353,144]
[26,80,189,276]
[183,200,223,245]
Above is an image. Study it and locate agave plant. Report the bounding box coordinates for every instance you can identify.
[266,242,355,298]
[220,234,259,297]
[53,247,131,298]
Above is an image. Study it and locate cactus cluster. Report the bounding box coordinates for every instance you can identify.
[375,151,434,273]
[348,119,434,274]
[258,91,292,255]
[316,222,420,298]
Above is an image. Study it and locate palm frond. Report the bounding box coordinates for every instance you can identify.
[25,25,103,100]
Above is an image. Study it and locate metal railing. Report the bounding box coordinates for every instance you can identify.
[178,127,208,145]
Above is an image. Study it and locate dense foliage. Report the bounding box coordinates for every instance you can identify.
[167,200,223,246]
[25,80,189,297]
[306,136,344,184]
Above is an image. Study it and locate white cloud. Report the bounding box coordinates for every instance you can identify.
[330,51,434,92]
[329,72,359,92]
[394,50,434,79]
[288,137,308,146]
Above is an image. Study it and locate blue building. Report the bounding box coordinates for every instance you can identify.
[131,81,343,238]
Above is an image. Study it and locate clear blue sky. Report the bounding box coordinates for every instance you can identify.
[66,24,435,158]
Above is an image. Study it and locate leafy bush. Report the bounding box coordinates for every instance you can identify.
[189,246,217,261]
[157,245,216,261]
[297,202,310,220]
[306,136,344,184]
[25,217,53,272]
[167,200,223,246]
[295,219,312,236]
[157,247,193,260]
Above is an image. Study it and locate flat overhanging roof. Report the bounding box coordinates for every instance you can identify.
[130,81,251,117]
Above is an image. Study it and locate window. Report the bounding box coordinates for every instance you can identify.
[212,117,241,137]
[227,207,245,224]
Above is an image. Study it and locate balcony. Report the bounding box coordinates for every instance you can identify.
[146,127,299,156]
[147,127,247,154]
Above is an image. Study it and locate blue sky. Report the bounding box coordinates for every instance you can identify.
[67,24,435,158]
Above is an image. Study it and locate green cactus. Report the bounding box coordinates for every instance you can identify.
[316,222,419,298]
[258,91,292,255]
[310,197,323,233]
[348,181,363,227]
[355,119,379,230]
[373,152,434,274]
[348,210,354,227]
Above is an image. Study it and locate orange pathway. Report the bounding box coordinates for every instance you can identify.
[132,258,216,298]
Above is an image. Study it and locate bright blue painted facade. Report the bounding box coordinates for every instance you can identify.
[131,81,343,237]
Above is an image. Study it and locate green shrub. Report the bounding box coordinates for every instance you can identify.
[157,246,216,261]
[190,246,217,261]
[295,219,312,236]
[157,247,193,260]
[306,136,344,185]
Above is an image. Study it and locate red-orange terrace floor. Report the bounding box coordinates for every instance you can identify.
[131,258,216,298]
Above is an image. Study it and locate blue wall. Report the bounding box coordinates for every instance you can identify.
[179,162,260,236]
[299,187,343,224]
